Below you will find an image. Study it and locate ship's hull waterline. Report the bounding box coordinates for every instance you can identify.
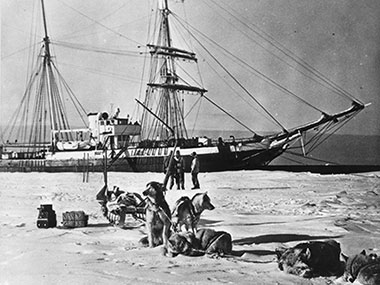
[0,144,285,173]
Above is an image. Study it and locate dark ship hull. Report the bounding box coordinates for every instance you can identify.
[0,142,285,173]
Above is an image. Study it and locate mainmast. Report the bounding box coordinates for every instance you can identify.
[141,0,207,141]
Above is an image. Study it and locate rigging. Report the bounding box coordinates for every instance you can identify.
[206,0,363,104]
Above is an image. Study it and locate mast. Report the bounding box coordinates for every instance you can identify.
[41,0,56,132]
[40,0,73,142]
[163,0,171,48]
[141,0,207,142]
[41,0,50,55]
[161,0,177,137]
[2,0,88,154]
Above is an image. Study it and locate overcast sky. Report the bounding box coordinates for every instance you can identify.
[1,0,380,136]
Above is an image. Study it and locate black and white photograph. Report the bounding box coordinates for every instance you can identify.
[1,0,379,284]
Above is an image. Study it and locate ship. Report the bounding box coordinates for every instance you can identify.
[0,0,366,173]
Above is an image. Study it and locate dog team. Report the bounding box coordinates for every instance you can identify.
[98,182,379,284]
[141,181,231,258]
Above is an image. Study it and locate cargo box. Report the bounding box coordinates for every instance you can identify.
[62,211,88,228]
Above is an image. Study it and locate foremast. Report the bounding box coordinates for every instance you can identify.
[141,0,207,142]
[2,0,87,156]
[41,0,67,135]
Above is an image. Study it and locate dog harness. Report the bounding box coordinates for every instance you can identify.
[172,197,202,232]
[145,198,172,223]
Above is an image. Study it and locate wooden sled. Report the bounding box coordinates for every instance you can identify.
[96,184,147,225]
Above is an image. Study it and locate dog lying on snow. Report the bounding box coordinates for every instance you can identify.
[276,240,344,278]
[141,181,172,248]
[342,250,380,285]
[171,192,215,233]
[165,228,232,257]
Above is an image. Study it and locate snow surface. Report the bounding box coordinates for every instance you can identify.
[1,170,379,284]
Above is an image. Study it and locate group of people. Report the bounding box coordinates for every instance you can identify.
[163,150,200,190]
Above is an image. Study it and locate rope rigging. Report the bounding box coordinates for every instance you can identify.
[57,62,141,84]
[56,0,144,47]
[171,12,289,132]
[201,96,257,135]
[3,62,43,144]
[200,56,277,129]
[51,62,88,126]
[283,108,360,161]
[53,40,144,57]
[58,2,130,41]
[206,0,363,105]
[134,1,157,122]
[172,12,327,116]
[281,151,340,166]
[201,0,351,106]
[305,111,359,154]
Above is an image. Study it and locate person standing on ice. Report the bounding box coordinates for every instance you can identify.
[191,152,200,189]
[174,150,185,190]
[163,151,175,190]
